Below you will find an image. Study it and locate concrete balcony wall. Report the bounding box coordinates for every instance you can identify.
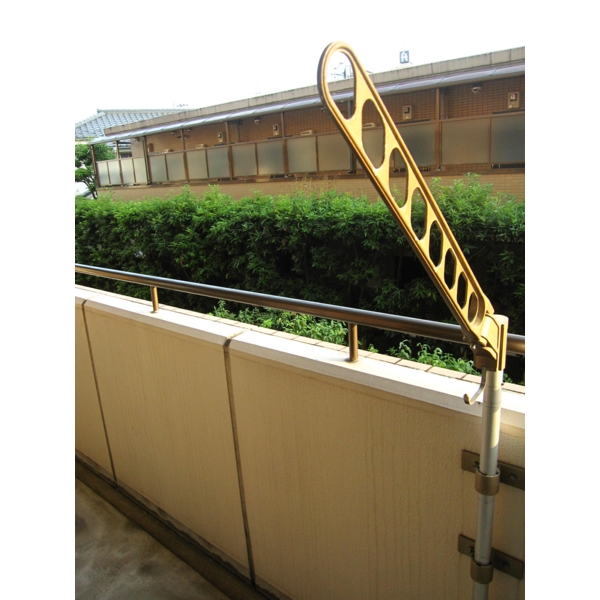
[75,287,251,579]
[228,333,525,600]
[75,286,525,600]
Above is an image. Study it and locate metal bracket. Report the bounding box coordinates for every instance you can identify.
[461,449,525,491]
[458,534,524,580]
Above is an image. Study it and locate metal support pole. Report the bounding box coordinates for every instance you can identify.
[472,368,503,600]
[347,323,358,362]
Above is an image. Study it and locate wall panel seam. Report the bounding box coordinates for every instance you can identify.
[81,297,118,483]
[223,332,256,587]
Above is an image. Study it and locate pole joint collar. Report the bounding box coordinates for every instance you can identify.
[475,468,500,495]
[470,558,494,584]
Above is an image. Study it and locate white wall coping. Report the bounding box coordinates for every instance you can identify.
[229,329,525,431]
[77,288,247,346]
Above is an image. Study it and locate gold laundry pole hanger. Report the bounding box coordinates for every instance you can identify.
[317,41,507,371]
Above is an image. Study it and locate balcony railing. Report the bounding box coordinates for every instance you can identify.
[75,263,525,364]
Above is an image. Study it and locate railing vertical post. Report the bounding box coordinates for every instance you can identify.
[150,287,159,313]
[347,323,358,362]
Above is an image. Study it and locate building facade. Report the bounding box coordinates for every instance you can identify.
[89,48,525,201]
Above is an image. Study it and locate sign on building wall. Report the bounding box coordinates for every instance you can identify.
[400,51,410,64]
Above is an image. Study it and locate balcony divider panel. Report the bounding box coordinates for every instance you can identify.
[133,157,148,184]
[317,133,351,172]
[186,150,209,180]
[166,152,186,182]
[149,155,168,182]
[287,136,317,173]
[257,140,284,175]
[107,160,122,186]
[96,161,110,187]
[207,147,230,178]
[120,158,135,184]
[232,143,258,177]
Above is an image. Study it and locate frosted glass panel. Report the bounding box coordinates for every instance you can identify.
[133,158,147,184]
[207,147,230,178]
[149,155,167,182]
[120,158,135,184]
[318,134,350,171]
[232,144,257,176]
[442,118,489,164]
[287,137,317,173]
[97,161,110,186]
[186,150,208,179]
[257,141,284,175]
[491,115,525,163]
[108,160,122,185]
[362,129,384,168]
[166,153,186,181]
[399,123,435,166]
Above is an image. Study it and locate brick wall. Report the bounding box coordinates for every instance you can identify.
[444,76,525,119]
[237,114,282,142]
[382,88,437,122]
[185,123,228,149]
[145,131,184,153]
[283,104,344,136]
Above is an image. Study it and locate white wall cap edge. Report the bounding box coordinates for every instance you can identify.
[229,330,525,430]
[77,289,246,345]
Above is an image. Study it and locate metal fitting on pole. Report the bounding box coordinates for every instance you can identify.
[471,558,494,585]
[474,468,500,496]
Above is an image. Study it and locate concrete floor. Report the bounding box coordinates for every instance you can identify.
[76,478,232,600]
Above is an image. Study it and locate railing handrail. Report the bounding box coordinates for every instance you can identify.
[75,263,525,356]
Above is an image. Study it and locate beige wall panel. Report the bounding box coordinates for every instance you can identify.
[82,294,249,570]
[75,291,113,476]
[228,332,524,600]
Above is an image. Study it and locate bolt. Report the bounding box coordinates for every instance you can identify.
[509,474,517,482]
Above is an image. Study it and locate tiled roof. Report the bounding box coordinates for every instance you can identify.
[75,109,188,141]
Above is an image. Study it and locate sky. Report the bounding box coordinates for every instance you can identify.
[74,2,527,124]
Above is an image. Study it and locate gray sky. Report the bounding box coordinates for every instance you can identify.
[74,1,525,124]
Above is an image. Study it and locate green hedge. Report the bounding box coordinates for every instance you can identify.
[75,175,524,371]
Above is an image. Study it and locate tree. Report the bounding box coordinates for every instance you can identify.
[75,143,115,199]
